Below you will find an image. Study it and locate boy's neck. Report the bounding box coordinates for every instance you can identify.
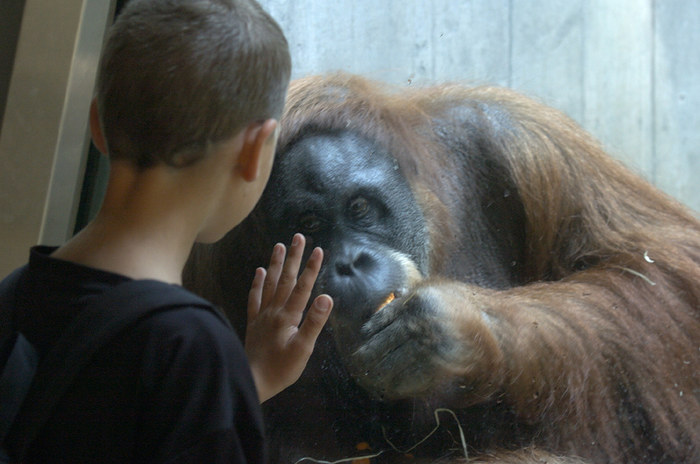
[52,161,221,285]
[53,214,193,285]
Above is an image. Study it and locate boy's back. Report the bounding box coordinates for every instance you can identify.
[7,246,264,463]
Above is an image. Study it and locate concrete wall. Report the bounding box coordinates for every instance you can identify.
[259,0,699,214]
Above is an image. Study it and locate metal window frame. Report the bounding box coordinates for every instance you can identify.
[0,0,115,278]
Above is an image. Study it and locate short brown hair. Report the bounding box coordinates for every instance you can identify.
[96,0,291,168]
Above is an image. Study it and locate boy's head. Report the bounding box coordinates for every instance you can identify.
[95,0,291,168]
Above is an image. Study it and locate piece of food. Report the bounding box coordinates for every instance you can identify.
[375,292,395,312]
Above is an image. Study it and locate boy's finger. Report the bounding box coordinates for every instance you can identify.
[272,234,306,306]
[261,243,285,309]
[283,247,323,320]
[247,267,266,321]
[296,294,333,348]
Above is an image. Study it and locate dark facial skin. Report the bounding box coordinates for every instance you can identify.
[257,131,429,356]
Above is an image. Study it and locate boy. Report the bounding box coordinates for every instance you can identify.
[0,0,333,462]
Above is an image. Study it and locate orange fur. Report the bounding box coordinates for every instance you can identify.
[185,73,699,463]
[277,73,700,463]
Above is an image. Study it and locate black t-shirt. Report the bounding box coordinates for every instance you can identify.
[4,246,266,463]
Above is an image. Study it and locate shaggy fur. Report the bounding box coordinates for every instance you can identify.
[186,73,700,463]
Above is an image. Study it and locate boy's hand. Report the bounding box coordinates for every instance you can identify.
[245,233,333,402]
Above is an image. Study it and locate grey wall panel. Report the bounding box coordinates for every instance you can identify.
[582,0,653,178]
[653,0,700,211]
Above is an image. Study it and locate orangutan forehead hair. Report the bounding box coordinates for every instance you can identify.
[281,75,428,168]
[96,0,290,169]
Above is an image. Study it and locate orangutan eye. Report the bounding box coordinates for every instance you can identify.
[299,214,322,233]
[348,196,370,219]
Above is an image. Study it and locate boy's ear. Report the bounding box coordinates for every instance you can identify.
[237,119,278,182]
[89,99,108,154]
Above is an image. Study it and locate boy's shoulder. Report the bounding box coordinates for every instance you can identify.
[5,247,236,358]
[133,303,248,382]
